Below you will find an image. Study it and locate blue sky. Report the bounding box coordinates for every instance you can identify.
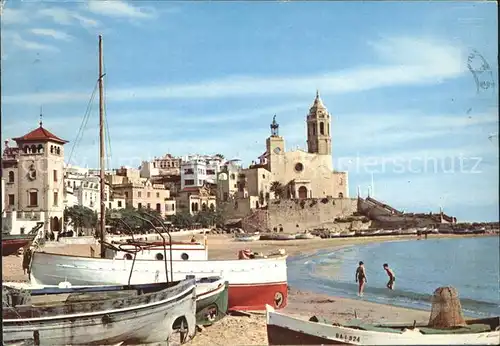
[1,1,498,221]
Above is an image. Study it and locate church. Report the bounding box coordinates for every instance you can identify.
[218,91,349,215]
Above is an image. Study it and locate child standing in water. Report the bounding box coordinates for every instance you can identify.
[383,263,396,290]
[355,261,367,296]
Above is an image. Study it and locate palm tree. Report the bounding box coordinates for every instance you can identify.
[270,181,284,199]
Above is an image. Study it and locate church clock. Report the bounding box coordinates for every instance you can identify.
[273,147,281,154]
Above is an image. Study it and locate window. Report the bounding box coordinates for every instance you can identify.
[230,174,235,180]
[156,192,160,198]
[53,170,58,182]
[124,192,129,198]
[117,201,122,207]
[206,169,215,175]
[320,122,325,135]
[147,203,151,209]
[138,191,142,198]
[313,126,316,135]
[184,179,195,186]
[184,168,194,174]
[137,203,142,209]
[172,204,175,211]
[156,203,161,212]
[53,192,58,206]
[109,203,112,209]
[147,192,151,198]
[29,191,38,206]
[8,194,15,206]
[8,171,14,183]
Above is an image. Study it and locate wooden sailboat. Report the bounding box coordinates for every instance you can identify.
[3,35,199,345]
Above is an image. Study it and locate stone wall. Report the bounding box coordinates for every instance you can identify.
[267,197,357,233]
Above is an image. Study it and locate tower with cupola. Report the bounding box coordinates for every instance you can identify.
[266,115,285,173]
[307,90,332,156]
[3,115,68,235]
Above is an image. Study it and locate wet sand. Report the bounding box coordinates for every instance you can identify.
[2,233,483,345]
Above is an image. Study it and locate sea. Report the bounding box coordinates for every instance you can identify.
[288,236,500,317]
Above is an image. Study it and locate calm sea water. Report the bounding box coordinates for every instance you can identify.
[288,236,500,317]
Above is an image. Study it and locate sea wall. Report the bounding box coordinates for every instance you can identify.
[267,198,357,233]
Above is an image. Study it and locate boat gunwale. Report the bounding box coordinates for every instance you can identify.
[3,280,196,323]
[33,250,288,262]
[267,308,500,338]
[196,281,228,300]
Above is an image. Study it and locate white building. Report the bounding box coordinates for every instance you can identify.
[139,154,181,178]
[63,165,125,213]
[181,155,223,190]
[180,154,224,190]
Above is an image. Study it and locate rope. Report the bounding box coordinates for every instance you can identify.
[66,81,98,168]
[103,59,112,170]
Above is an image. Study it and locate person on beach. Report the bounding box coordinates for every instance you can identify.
[383,263,395,290]
[355,261,367,296]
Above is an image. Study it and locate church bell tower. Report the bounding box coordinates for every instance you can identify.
[306,90,332,156]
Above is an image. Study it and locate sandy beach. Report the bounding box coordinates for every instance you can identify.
[2,233,485,345]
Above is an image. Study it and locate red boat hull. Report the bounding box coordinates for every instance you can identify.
[2,239,30,256]
[228,282,288,311]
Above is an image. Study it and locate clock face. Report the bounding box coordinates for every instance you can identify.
[273,147,281,154]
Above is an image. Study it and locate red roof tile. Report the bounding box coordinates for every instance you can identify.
[181,187,201,192]
[13,126,68,144]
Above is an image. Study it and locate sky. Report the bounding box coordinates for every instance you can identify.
[1,1,498,221]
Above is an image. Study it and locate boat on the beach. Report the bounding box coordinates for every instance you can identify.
[4,276,229,327]
[2,233,36,256]
[274,234,296,240]
[234,234,261,242]
[295,232,315,240]
[2,222,44,256]
[265,305,500,345]
[266,286,500,345]
[2,276,198,345]
[29,249,288,311]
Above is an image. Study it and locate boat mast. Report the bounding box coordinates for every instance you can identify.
[98,35,106,258]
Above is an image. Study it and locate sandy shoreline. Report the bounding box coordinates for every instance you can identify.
[2,233,491,345]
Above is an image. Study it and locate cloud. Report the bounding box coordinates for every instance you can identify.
[30,28,73,41]
[3,36,467,105]
[37,7,100,28]
[5,32,59,52]
[85,0,154,19]
[1,8,30,25]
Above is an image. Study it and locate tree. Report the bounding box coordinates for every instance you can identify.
[270,181,284,199]
[170,211,194,228]
[64,205,97,233]
[106,206,165,233]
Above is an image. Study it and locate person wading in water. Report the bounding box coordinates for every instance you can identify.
[355,261,367,296]
[383,263,396,290]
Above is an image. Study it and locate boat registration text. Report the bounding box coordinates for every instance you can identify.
[335,333,361,343]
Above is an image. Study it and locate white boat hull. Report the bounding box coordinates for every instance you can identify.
[266,305,500,345]
[30,251,288,311]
